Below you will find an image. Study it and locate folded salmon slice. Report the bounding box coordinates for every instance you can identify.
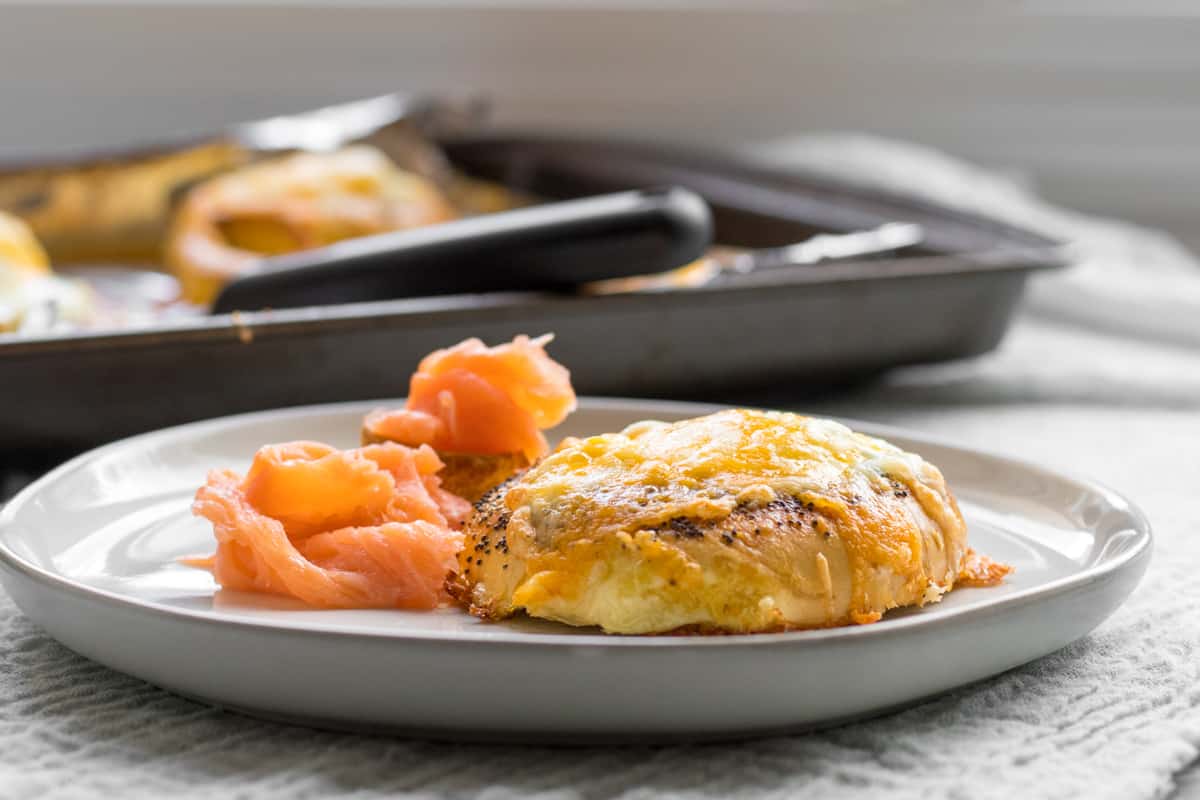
[190,440,469,609]
[363,333,577,461]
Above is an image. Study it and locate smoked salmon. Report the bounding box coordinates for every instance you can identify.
[191,441,469,609]
[362,334,577,500]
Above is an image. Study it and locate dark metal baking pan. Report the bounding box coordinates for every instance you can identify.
[0,136,1066,454]
[437,135,1053,253]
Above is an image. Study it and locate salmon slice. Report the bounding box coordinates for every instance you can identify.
[362,334,577,462]
[190,441,468,609]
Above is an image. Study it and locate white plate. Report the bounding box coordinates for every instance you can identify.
[0,399,1151,742]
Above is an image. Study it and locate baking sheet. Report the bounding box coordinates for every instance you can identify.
[0,132,1066,452]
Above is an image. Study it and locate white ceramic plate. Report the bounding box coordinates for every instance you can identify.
[0,399,1151,742]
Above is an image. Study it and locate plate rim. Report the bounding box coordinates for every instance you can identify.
[0,397,1153,650]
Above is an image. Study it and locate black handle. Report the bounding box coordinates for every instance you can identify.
[212,187,712,313]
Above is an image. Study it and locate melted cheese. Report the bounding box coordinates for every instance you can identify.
[508,410,935,535]
[465,409,971,633]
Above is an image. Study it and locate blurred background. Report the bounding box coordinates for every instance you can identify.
[3,1,1199,252]
[3,0,1200,471]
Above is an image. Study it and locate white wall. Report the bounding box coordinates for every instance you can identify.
[2,3,1198,247]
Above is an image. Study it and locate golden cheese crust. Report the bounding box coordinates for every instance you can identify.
[451,409,970,634]
[166,146,456,304]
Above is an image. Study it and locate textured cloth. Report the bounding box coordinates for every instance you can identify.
[3,138,1200,799]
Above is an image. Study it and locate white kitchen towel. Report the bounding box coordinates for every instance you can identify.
[749,133,1200,348]
[3,136,1200,800]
